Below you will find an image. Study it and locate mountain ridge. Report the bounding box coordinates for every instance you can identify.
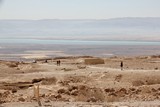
[0,17,160,41]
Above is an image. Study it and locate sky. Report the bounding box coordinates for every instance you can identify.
[0,0,160,20]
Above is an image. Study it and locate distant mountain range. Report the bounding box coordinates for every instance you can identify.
[0,17,160,41]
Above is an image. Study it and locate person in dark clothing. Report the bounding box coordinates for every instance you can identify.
[58,60,61,66]
[120,61,123,71]
[57,60,61,66]
[44,59,48,63]
[57,60,59,66]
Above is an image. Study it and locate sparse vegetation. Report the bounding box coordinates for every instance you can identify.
[0,56,160,106]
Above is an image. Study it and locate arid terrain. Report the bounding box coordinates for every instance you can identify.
[0,55,160,107]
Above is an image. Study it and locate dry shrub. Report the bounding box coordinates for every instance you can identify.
[0,90,10,104]
[11,88,17,93]
[87,97,97,102]
[154,67,158,70]
[77,65,86,69]
[135,89,141,94]
[6,62,18,68]
[76,86,105,102]
[68,85,78,91]
[48,94,56,101]
[18,97,25,102]
[57,80,70,86]
[151,55,160,58]
[115,74,123,82]
[32,77,57,85]
[57,88,67,94]
[58,84,106,102]
[129,87,136,92]
[70,90,78,96]
[32,78,44,84]
[49,94,62,101]
[132,80,145,86]
[0,100,4,104]
[151,88,157,92]
[139,86,151,94]
[76,94,88,102]
[105,95,119,102]
[104,88,115,93]
[41,77,57,85]
[115,88,128,97]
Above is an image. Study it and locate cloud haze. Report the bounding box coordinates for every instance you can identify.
[0,0,160,19]
[0,0,3,7]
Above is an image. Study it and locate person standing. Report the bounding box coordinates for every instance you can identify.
[57,60,61,66]
[59,60,61,66]
[57,60,59,66]
[120,61,123,71]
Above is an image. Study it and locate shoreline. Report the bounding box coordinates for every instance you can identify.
[1,43,160,61]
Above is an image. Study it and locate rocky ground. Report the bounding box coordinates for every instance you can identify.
[0,55,160,107]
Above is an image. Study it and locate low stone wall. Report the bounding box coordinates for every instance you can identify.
[84,58,105,65]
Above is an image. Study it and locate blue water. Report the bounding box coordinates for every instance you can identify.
[0,39,160,45]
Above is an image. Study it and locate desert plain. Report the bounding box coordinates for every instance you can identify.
[0,55,160,107]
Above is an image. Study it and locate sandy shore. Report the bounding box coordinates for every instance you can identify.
[0,55,160,107]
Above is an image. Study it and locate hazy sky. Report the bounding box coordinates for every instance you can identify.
[0,0,160,19]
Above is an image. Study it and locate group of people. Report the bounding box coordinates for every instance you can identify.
[57,60,61,66]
